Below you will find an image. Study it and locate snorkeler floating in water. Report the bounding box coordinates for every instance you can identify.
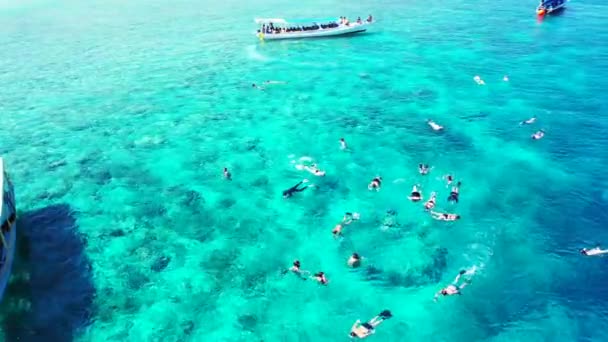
[283,179,311,198]
[424,192,437,210]
[580,246,608,256]
[340,137,348,150]
[304,164,326,176]
[434,267,476,301]
[430,211,460,221]
[448,181,461,203]
[520,117,536,125]
[445,175,453,186]
[531,129,545,140]
[350,310,392,339]
[427,119,444,131]
[380,209,399,229]
[251,83,265,90]
[418,163,431,175]
[223,167,232,180]
[408,185,423,202]
[282,260,310,279]
[348,253,362,268]
[294,158,326,176]
[473,75,485,85]
[333,212,360,237]
[264,80,287,84]
[368,177,382,191]
[312,272,328,285]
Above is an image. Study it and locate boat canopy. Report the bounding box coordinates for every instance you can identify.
[254,17,340,25]
[539,0,565,5]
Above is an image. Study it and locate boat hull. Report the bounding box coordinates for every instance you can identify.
[258,24,369,40]
[0,159,16,302]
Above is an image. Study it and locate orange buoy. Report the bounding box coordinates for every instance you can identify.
[537,8,546,15]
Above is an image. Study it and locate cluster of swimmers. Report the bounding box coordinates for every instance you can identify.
[275,138,469,338]
[220,127,605,338]
[367,164,462,222]
[520,116,545,140]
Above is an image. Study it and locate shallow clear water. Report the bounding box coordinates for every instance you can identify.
[1,0,608,341]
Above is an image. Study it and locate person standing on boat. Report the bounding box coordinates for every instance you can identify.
[367,14,373,23]
[357,17,362,24]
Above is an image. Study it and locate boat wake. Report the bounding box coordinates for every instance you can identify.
[245,45,271,62]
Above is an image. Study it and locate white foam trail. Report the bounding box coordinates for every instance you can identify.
[245,45,270,62]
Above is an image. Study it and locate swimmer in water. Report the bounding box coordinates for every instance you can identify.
[333,212,360,237]
[340,138,348,150]
[332,223,344,237]
[342,212,360,225]
[445,175,453,186]
[264,80,287,84]
[425,192,437,210]
[252,83,265,90]
[430,211,460,221]
[473,75,485,85]
[304,164,326,176]
[427,119,444,131]
[580,246,608,256]
[282,260,310,278]
[290,260,301,273]
[312,272,328,285]
[283,179,310,198]
[348,253,362,268]
[520,117,536,125]
[434,269,475,301]
[531,129,545,140]
[223,167,232,180]
[419,164,431,175]
[368,177,382,191]
[503,75,509,82]
[350,310,392,339]
[448,181,461,203]
[380,210,399,229]
[408,185,423,202]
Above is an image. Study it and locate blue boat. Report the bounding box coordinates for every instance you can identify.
[0,158,17,301]
[537,0,567,15]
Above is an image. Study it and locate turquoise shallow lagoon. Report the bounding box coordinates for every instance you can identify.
[1,0,608,341]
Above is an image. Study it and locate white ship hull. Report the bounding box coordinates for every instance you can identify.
[258,23,371,40]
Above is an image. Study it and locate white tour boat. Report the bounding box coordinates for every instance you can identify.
[255,16,373,41]
[0,158,17,302]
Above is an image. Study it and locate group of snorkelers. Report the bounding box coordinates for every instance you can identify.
[519,116,545,140]
[221,126,601,338]
[276,138,470,338]
[368,165,462,222]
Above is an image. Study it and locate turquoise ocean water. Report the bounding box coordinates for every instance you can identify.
[1,0,608,340]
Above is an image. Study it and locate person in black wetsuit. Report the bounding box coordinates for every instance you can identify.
[448,181,461,203]
[283,179,310,198]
